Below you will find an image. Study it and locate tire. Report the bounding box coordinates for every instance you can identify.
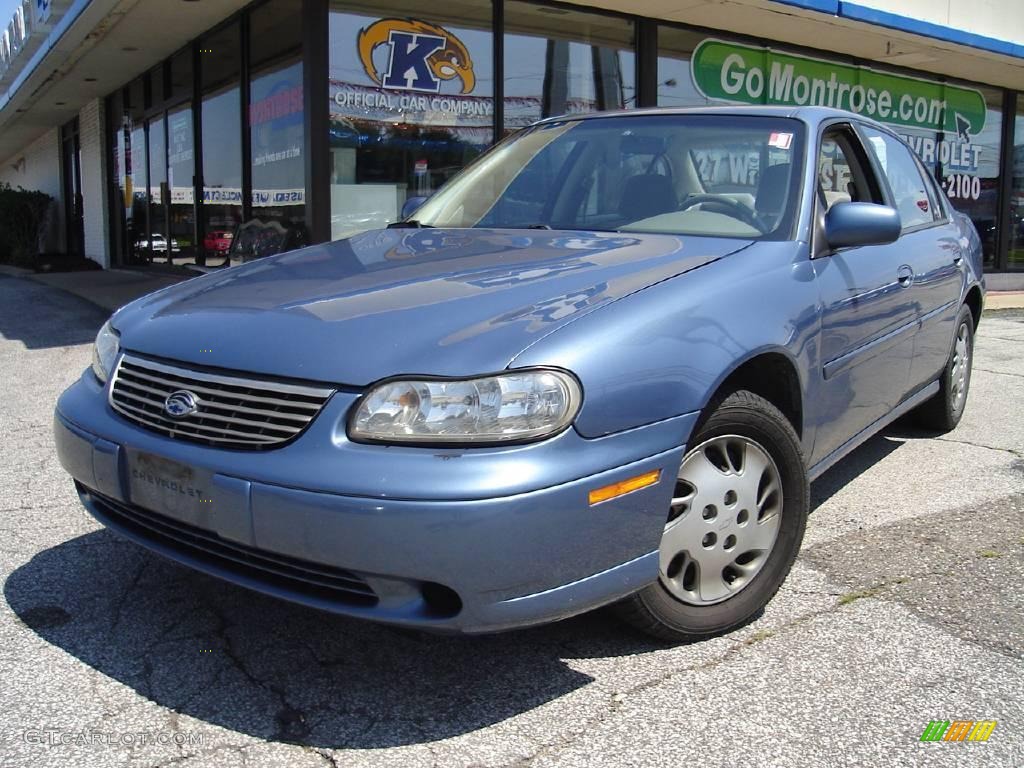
[914,304,974,433]
[614,390,808,642]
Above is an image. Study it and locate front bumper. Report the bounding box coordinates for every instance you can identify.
[55,369,697,633]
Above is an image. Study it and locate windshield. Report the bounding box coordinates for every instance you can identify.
[411,115,805,240]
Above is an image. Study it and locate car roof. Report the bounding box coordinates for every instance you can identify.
[533,105,888,131]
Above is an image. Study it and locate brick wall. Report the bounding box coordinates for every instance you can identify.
[79,98,109,268]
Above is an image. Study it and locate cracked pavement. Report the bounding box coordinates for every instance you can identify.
[0,274,1022,768]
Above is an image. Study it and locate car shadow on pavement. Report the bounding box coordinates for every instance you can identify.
[0,276,108,349]
[4,529,666,748]
[809,423,908,511]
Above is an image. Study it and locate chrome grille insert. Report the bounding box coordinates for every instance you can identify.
[109,354,334,449]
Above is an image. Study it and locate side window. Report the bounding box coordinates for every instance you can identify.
[818,127,878,211]
[913,154,947,222]
[859,127,935,230]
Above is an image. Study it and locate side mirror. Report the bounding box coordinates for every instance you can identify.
[401,195,429,220]
[824,202,901,250]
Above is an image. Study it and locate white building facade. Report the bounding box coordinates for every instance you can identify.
[1,0,1023,286]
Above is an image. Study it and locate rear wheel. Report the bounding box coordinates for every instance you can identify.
[615,390,808,642]
[914,304,974,432]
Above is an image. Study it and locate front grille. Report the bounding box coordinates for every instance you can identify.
[81,484,378,607]
[109,354,334,449]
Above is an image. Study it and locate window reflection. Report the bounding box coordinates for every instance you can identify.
[241,0,307,264]
[128,123,148,264]
[1010,102,1024,270]
[201,22,243,267]
[147,117,171,263]
[934,91,1002,269]
[328,1,493,240]
[503,2,635,134]
[168,105,197,264]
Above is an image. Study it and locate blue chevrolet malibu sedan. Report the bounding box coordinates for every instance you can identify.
[55,107,983,640]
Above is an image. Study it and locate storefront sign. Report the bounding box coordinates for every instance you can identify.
[331,80,492,124]
[250,84,302,127]
[691,39,987,138]
[0,5,26,76]
[356,18,475,94]
[169,188,306,207]
[252,188,304,207]
[0,1,52,77]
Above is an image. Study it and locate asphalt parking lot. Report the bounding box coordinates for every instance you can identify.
[0,272,1021,768]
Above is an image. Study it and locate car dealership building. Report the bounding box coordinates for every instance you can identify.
[2,0,1024,287]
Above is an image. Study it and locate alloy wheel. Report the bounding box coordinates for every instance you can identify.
[950,321,970,412]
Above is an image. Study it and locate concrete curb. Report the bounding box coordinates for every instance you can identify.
[986,291,1024,310]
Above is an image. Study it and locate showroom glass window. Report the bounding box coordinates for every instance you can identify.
[244,0,306,263]
[107,89,128,264]
[928,86,1003,270]
[656,26,712,108]
[126,78,148,265]
[167,103,196,263]
[200,21,243,266]
[166,48,197,265]
[1010,99,1024,270]
[504,2,635,135]
[147,111,168,263]
[328,0,494,240]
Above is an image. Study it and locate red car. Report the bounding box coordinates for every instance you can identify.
[204,229,234,254]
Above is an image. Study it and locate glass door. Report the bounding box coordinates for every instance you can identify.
[127,121,148,264]
[147,115,171,263]
[167,104,197,265]
[61,119,85,258]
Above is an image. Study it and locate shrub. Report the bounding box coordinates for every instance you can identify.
[0,183,54,267]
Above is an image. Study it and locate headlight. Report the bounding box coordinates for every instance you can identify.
[349,369,582,444]
[91,320,120,383]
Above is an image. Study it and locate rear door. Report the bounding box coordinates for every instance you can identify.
[810,123,917,465]
[855,123,964,392]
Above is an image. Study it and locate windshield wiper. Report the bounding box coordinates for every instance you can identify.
[387,220,434,229]
[527,223,552,229]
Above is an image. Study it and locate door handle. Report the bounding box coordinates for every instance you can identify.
[897,265,914,287]
[953,254,964,266]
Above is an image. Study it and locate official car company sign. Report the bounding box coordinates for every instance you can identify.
[690,39,987,138]
[357,18,475,94]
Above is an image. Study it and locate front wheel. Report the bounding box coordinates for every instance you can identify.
[615,390,808,642]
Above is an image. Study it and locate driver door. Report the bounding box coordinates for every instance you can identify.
[810,124,916,465]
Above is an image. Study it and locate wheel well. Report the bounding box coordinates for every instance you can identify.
[715,354,803,438]
[965,286,982,330]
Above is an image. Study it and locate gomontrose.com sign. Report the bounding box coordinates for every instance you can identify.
[691,39,987,139]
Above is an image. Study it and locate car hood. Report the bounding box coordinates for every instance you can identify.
[113,228,751,386]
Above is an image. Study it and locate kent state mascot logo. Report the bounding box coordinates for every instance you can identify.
[357,18,475,94]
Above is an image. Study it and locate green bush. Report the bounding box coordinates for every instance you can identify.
[0,183,53,267]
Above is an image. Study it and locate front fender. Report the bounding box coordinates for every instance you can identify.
[511,241,821,447]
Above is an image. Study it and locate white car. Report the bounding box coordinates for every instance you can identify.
[137,234,180,253]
